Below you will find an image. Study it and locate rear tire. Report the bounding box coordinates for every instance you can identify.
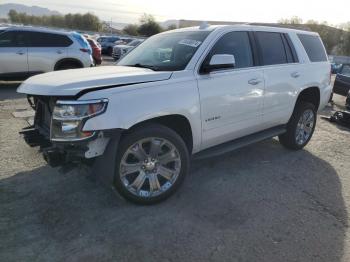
[55,62,82,71]
[114,124,190,205]
[279,101,317,150]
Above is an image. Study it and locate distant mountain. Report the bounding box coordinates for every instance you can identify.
[0,3,61,18]
[160,20,179,28]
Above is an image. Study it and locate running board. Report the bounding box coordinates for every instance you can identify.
[193,125,286,160]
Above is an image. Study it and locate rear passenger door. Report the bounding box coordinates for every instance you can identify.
[27,32,72,73]
[0,31,28,76]
[254,31,301,128]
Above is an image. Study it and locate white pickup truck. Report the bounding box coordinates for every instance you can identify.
[18,24,332,204]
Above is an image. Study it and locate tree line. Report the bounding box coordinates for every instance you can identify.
[279,17,350,56]
[7,10,102,32]
[5,10,350,56]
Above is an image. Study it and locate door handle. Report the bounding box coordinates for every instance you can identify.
[16,51,25,55]
[291,72,300,78]
[56,50,63,54]
[248,78,262,85]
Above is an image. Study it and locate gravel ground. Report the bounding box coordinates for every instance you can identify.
[1,77,350,261]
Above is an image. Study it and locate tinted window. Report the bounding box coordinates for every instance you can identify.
[255,32,287,65]
[298,34,327,62]
[28,32,73,47]
[0,31,27,47]
[340,65,350,76]
[207,31,253,69]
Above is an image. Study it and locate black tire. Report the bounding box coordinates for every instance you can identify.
[107,47,113,56]
[114,124,190,205]
[55,62,81,71]
[279,101,317,150]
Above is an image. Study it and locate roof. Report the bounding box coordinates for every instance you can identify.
[2,25,75,35]
[167,24,318,36]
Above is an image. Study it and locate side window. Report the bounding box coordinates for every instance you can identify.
[0,31,27,47]
[340,65,350,76]
[205,31,254,69]
[298,34,328,62]
[255,32,287,66]
[28,32,73,47]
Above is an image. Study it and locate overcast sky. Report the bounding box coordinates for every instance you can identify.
[3,0,350,25]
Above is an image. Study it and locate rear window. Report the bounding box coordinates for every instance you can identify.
[28,32,73,47]
[298,34,327,62]
[255,32,288,66]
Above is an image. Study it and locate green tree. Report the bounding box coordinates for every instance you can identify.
[123,24,139,36]
[278,16,303,25]
[7,10,102,32]
[137,14,162,37]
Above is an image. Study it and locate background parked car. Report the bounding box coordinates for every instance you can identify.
[86,37,102,65]
[112,39,143,61]
[333,64,350,96]
[331,63,342,74]
[114,38,134,46]
[97,36,120,55]
[0,26,93,80]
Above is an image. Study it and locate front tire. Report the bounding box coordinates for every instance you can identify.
[279,101,317,150]
[114,124,190,204]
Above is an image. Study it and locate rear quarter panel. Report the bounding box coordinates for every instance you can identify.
[288,32,332,113]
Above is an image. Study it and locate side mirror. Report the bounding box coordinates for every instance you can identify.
[203,54,235,73]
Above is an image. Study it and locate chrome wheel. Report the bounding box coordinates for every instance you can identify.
[295,109,315,145]
[119,137,181,198]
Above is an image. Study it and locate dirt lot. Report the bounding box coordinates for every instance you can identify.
[1,77,350,261]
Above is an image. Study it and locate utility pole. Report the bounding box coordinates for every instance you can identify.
[110,18,113,34]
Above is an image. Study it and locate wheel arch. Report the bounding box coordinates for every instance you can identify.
[54,58,84,70]
[295,86,321,111]
[124,114,194,154]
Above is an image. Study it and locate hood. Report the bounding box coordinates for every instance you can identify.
[17,66,172,97]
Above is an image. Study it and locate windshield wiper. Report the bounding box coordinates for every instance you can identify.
[127,63,159,71]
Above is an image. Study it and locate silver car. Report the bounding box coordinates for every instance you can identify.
[112,39,144,61]
[0,26,94,80]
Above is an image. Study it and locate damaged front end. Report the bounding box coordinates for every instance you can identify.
[20,96,113,167]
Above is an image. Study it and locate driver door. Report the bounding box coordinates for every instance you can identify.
[197,31,265,149]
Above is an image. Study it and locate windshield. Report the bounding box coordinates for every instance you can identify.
[118,31,211,71]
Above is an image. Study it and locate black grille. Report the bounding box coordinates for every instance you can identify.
[34,98,54,137]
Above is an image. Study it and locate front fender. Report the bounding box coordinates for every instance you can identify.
[81,79,202,153]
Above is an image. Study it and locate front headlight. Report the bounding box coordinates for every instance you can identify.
[51,99,108,141]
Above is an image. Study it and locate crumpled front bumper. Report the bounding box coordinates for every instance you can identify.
[20,126,116,167]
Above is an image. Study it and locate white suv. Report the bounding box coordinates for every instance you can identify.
[18,25,332,204]
[0,27,94,80]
